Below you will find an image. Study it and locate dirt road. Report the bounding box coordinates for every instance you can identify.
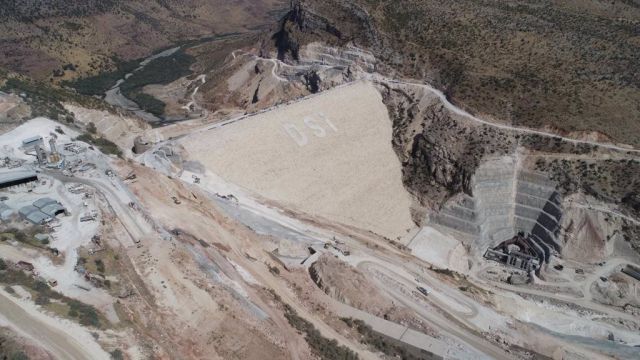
[0,291,109,360]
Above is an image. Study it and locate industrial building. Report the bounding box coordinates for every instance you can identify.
[34,197,66,217]
[19,197,67,224]
[622,265,640,282]
[22,136,43,149]
[19,205,51,224]
[0,169,38,189]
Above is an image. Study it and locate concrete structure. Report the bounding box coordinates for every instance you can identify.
[485,248,540,272]
[49,138,57,154]
[0,170,38,189]
[35,145,47,165]
[133,136,151,154]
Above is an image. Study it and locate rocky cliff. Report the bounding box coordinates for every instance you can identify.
[267,0,379,62]
[381,85,516,209]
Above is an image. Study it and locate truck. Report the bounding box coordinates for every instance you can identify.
[417,286,430,296]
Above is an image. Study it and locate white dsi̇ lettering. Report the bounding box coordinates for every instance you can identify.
[304,117,327,137]
[282,123,308,146]
[317,112,338,132]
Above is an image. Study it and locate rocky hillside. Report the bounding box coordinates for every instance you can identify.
[0,0,288,80]
[279,0,640,147]
[266,0,379,62]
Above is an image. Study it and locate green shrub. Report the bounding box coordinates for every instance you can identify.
[95,259,105,273]
[9,352,29,360]
[76,134,122,157]
[110,349,124,360]
[65,58,139,96]
[34,294,50,305]
[126,91,165,116]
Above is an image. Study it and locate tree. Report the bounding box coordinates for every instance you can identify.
[110,349,124,360]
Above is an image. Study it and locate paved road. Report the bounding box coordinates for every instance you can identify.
[330,299,447,357]
[358,261,511,360]
[0,291,108,360]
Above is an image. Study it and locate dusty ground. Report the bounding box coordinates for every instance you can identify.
[310,253,400,315]
[110,161,381,359]
[0,92,30,130]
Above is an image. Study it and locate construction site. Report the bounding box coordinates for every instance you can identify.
[0,27,639,360]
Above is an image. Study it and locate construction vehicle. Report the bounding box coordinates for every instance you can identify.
[417,286,430,296]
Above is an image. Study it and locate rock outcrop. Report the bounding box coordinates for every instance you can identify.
[309,254,394,315]
[381,85,516,209]
[268,0,379,63]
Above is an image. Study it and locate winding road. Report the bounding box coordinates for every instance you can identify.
[371,75,640,154]
[358,261,510,360]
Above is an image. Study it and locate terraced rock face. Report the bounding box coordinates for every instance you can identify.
[430,156,564,267]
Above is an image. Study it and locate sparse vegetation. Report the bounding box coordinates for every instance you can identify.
[341,317,436,360]
[110,349,124,360]
[0,77,71,121]
[0,328,30,360]
[268,264,281,275]
[0,265,105,328]
[76,133,122,157]
[115,49,194,116]
[302,0,640,146]
[282,303,358,360]
[535,158,640,217]
[94,259,105,273]
[64,57,139,96]
[0,228,50,250]
[126,91,166,116]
